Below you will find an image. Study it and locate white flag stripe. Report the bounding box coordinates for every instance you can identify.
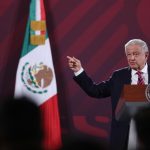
[36,0,41,21]
[15,39,57,106]
[35,0,41,35]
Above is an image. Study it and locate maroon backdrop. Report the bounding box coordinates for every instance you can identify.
[1,0,150,144]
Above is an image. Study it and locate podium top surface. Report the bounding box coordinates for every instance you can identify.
[122,85,147,102]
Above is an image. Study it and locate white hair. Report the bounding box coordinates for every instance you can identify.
[125,39,149,52]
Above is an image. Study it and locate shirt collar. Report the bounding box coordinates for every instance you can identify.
[132,63,148,76]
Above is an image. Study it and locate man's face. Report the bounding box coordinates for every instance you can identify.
[125,44,149,70]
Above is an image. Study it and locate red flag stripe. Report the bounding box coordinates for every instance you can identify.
[40,95,62,150]
[40,0,46,35]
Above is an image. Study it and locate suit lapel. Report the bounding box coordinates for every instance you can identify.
[123,67,131,84]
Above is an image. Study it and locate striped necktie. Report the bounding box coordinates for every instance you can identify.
[136,71,145,85]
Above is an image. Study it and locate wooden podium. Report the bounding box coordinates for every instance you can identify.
[115,85,150,121]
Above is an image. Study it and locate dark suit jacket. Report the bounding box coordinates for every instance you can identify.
[73,66,150,150]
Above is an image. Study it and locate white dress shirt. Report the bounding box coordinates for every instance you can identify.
[131,63,148,85]
[74,67,84,76]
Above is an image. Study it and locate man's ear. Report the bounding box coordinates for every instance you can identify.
[145,52,149,59]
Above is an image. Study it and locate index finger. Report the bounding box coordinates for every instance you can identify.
[67,56,73,60]
[67,56,75,62]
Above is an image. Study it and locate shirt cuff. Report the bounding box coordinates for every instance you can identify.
[74,67,84,76]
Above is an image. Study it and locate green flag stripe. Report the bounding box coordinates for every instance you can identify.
[30,0,36,20]
[21,19,37,57]
[30,0,36,36]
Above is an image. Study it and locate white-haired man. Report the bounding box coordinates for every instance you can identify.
[67,39,149,150]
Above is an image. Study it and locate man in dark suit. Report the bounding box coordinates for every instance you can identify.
[67,39,149,150]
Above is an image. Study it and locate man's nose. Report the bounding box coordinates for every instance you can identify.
[130,54,135,60]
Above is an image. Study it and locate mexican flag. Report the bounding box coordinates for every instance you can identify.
[14,0,61,149]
